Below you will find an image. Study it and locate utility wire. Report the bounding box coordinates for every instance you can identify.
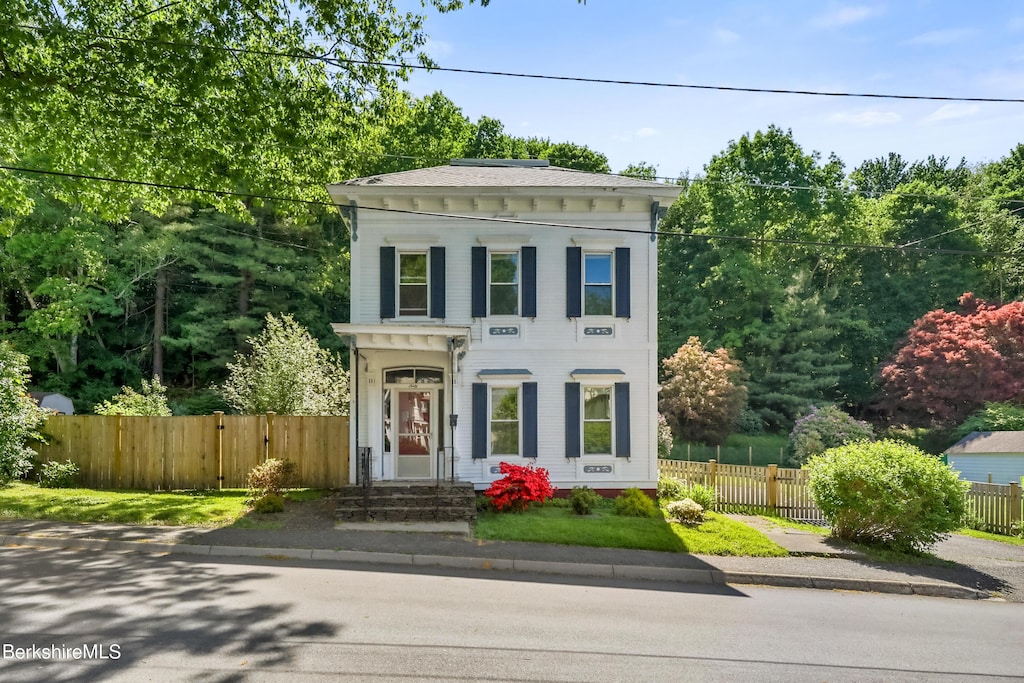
[0,161,1016,259]
[13,22,1024,104]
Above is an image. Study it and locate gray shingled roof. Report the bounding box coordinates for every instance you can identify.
[945,431,1024,454]
[331,160,678,191]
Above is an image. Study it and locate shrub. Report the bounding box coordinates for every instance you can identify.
[807,440,969,552]
[787,405,874,467]
[246,458,298,502]
[484,462,555,512]
[38,460,79,488]
[613,487,658,518]
[734,407,765,436]
[0,342,45,486]
[94,377,172,416]
[666,498,704,525]
[252,493,286,514]
[657,475,717,510]
[569,486,604,515]
[656,413,674,458]
[954,402,1024,440]
[657,474,686,501]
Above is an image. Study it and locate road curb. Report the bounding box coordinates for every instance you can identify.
[1,533,989,600]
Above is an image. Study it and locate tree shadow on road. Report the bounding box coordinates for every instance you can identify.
[0,547,338,682]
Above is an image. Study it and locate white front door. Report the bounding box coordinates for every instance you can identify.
[393,389,435,479]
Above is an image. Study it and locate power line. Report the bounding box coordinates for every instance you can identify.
[1,161,1016,259]
[14,22,1024,104]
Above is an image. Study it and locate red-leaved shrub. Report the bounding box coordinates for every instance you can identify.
[484,461,555,512]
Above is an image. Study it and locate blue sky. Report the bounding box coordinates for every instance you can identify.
[397,1,1024,178]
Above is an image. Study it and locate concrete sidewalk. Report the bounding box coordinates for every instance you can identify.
[0,517,1009,601]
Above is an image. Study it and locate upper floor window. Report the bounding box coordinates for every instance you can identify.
[472,246,536,318]
[399,252,428,316]
[566,246,630,319]
[490,252,519,316]
[584,253,613,316]
[380,246,445,319]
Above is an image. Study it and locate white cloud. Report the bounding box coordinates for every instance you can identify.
[635,127,659,138]
[829,110,901,126]
[922,104,981,124]
[612,127,660,142]
[812,5,883,29]
[713,28,741,45]
[905,28,978,46]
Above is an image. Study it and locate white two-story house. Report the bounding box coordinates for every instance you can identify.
[328,159,681,493]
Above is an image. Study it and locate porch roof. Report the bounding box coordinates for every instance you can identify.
[332,323,470,352]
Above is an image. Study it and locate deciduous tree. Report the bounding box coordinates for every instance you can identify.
[659,337,747,446]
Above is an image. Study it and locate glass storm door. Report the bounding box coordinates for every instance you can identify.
[395,390,433,478]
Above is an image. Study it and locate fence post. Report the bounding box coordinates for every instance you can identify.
[767,464,778,513]
[748,445,752,466]
[708,459,717,489]
[1010,482,1022,528]
[266,411,276,461]
[214,411,225,490]
[113,415,123,489]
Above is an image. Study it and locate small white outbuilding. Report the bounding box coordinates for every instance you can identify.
[944,431,1024,485]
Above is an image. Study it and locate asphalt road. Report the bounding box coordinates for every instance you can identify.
[1,547,1022,682]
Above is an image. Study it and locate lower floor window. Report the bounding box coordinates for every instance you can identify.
[583,386,612,454]
[491,386,519,455]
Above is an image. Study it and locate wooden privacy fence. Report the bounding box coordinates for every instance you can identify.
[659,459,825,523]
[660,459,1024,533]
[34,413,349,490]
[966,481,1022,536]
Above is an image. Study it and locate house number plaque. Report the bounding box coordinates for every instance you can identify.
[583,327,614,336]
[583,465,613,474]
[489,326,519,336]
[489,466,502,474]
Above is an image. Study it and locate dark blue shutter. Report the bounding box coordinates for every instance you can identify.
[429,246,445,319]
[472,383,488,459]
[523,382,538,458]
[614,382,630,457]
[471,246,487,318]
[565,382,581,457]
[566,247,582,318]
[380,247,396,319]
[615,247,631,318]
[521,246,537,318]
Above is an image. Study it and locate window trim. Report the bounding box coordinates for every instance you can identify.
[488,250,520,317]
[488,382,522,457]
[583,251,614,317]
[397,250,430,318]
[581,384,614,456]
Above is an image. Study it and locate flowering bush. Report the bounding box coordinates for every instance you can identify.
[656,413,674,458]
[484,462,555,512]
[666,498,704,525]
[787,405,874,467]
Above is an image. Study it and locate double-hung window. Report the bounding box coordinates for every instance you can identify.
[380,245,445,319]
[490,386,520,455]
[566,246,630,318]
[582,386,612,454]
[472,245,536,318]
[398,252,428,316]
[472,376,538,459]
[565,376,630,458]
[490,252,519,316]
[583,253,613,316]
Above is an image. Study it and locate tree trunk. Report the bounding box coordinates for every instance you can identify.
[239,269,254,315]
[153,266,166,381]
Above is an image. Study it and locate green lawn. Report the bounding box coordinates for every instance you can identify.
[475,505,788,556]
[959,528,1024,546]
[0,482,322,527]
[669,433,788,467]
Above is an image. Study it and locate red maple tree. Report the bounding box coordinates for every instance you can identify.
[878,293,1024,426]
